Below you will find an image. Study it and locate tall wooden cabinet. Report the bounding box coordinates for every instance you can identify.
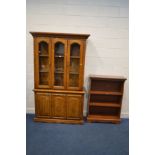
[30,32,90,124]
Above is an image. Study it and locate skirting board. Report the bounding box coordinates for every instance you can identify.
[121,113,129,118]
[26,107,129,118]
[26,107,35,114]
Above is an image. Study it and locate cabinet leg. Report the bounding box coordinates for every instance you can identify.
[112,121,120,124]
[87,120,93,123]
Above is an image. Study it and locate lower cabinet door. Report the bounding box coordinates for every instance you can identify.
[52,94,66,119]
[35,93,51,117]
[67,95,83,119]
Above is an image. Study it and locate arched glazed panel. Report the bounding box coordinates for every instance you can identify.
[39,41,48,55]
[69,43,80,87]
[38,41,49,86]
[54,42,65,87]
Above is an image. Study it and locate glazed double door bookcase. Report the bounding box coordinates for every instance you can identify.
[31,32,90,124]
[36,38,84,90]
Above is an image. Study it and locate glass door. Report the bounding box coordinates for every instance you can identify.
[35,38,51,88]
[67,40,84,90]
[52,39,67,89]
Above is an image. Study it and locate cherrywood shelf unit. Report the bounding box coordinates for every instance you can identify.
[30,32,90,124]
[87,75,126,123]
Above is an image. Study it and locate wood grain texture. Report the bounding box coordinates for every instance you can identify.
[35,93,51,117]
[30,32,90,39]
[67,95,83,119]
[52,38,67,90]
[34,37,51,88]
[33,89,85,94]
[89,75,126,81]
[34,117,84,124]
[67,39,84,90]
[87,115,120,123]
[87,76,126,124]
[31,32,90,124]
[52,94,66,119]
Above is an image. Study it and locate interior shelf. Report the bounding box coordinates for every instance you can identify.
[87,115,120,122]
[70,56,80,58]
[55,71,64,74]
[90,90,122,95]
[55,55,64,58]
[89,102,120,108]
[39,55,48,57]
[39,69,49,72]
[69,72,79,74]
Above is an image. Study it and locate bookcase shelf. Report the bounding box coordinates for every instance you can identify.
[87,75,126,123]
[87,115,120,123]
[90,91,122,95]
[89,102,121,108]
[39,55,48,57]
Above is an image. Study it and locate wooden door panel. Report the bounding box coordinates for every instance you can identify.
[34,37,52,88]
[67,40,84,90]
[52,94,66,119]
[67,95,83,119]
[52,38,67,90]
[35,93,51,117]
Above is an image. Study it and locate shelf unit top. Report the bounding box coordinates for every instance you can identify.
[89,74,126,81]
[30,32,90,39]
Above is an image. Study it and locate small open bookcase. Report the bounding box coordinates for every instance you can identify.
[87,75,126,123]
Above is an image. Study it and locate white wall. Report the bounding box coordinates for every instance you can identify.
[26,0,129,118]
